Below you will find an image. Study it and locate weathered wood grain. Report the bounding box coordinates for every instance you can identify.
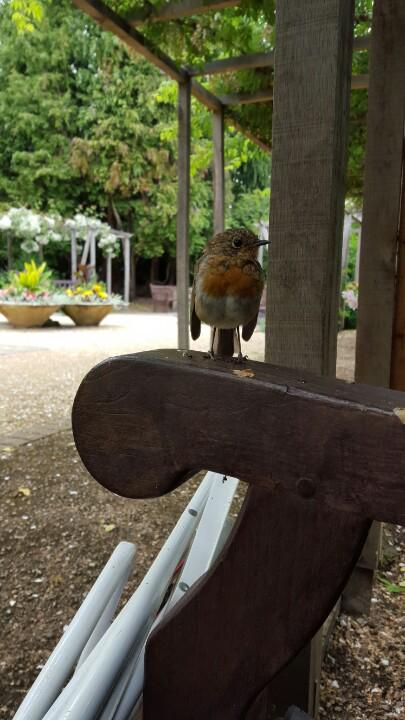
[390,142,405,391]
[143,487,369,719]
[72,350,405,525]
[355,0,405,387]
[265,0,355,375]
[213,108,225,235]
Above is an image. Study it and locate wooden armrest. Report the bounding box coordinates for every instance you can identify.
[73,349,405,525]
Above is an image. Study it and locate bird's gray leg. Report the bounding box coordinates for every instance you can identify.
[203,327,216,360]
[234,327,247,363]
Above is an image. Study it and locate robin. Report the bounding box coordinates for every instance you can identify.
[190,228,269,361]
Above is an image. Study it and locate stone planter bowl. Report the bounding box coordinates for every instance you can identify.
[0,304,61,328]
[63,304,113,326]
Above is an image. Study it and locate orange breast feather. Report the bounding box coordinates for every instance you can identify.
[202,265,262,299]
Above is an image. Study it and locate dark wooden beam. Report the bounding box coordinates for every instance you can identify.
[189,50,275,77]
[176,80,191,350]
[127,0,240,25]
[351,73,369,89]
[219,88,273,105]
[220,75,368,107]
[72,0,186,82]
[224,114,271,152]
[72,0,272,153]
[188,36,370,78]
[353,34,371,51]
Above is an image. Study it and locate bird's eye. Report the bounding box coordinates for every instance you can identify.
[232,237,242,249]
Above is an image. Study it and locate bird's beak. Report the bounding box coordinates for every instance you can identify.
[253,239,270,247]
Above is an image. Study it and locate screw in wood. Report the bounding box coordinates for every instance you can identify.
[296,476,316,498]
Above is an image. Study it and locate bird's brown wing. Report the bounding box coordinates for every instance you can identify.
[190,259,201,340]
[242,313,259,341]
[242,259,264,341]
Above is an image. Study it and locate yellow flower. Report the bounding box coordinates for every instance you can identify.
[66,289,74,297]
[81,290,93,298]
[92,283,103,292]
[97,290,108,300]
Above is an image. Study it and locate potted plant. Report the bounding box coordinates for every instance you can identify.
[0,260,65,328]
[62,273,123,326]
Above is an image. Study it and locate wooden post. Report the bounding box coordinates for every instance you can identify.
[341,214,352,271]
[391,142,405,390]
[212,107,225,234]
[80,233,91,266]
[265,0,354,375]
[90,229,96,271]
[176,78,191,349]
[265,0,355,715]
[7,235,12,270]
[106,255,112,295]
[346,0,405,615]
[123,237,131,304]
[355,0,405,387]
[70,229,78,280]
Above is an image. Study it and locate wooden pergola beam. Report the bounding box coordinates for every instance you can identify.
[189,51,275,77]
[72,0,186,82]
[351,73,369,89]
[219,75,368,106]
[127,0,240,25]
[224,114,271,152]
[219,88,273,105]
[189,35,370,77]
[72,0,271,152]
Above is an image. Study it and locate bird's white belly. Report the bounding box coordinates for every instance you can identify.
[195,291,259,329]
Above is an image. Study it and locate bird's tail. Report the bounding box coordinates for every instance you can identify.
[214,329,235,358]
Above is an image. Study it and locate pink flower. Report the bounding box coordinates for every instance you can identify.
[342,289,358,311]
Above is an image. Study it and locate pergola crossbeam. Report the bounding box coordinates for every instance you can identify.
[72,0,187,82]
[219,74,368,106]
[189,50,274,77]
[127,0,240,25]
[72,0,270,151]
[189,35,370,77]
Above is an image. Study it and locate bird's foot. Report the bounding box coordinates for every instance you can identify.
[203,350,216,360]
[233,353,248,364]
[182,351,193,359]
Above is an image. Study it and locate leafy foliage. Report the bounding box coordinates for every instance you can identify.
[0,0,270,278]
[9,259,51,292]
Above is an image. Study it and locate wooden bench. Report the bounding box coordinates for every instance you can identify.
[69,350,405,718]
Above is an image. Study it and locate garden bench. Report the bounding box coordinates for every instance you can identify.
[14,349,405,719]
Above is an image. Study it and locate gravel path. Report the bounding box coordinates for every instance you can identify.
[0,311,403,719]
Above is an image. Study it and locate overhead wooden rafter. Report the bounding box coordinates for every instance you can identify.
[189,35,370,77]
[127,0,240,25]
[219,74,369,106]
[72,0,370,153]
[72,0,271,150]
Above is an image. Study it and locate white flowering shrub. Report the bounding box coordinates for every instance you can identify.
[0,208,122,258]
